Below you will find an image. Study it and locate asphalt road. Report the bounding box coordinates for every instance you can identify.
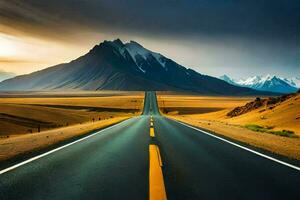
[0,92,299,200]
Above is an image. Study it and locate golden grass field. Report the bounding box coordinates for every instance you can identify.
[158,93,300,160]
[0,92,144,136]
[157,94,253,114]
[0,91,144,161]
[0,117,130,161]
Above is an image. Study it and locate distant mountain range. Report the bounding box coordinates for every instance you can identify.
[282,77,300,89]
[219,75,299,93]
[0,70,15,82]
[0,39,272,95]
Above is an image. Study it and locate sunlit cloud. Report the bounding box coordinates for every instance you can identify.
[0,34,18,57]
[0,32,93,74]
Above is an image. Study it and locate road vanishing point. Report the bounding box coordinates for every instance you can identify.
[0,92,299,200]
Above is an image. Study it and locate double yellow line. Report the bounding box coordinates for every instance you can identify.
[149,116,167,200]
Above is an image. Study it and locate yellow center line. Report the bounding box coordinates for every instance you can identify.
[149,145,167,200]
[155,145,163,167]
[150,127,155,137]
[150,121,154,127]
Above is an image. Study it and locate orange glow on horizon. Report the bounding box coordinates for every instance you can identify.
[0,32,92,75]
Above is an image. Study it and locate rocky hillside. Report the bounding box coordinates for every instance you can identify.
[227,91,299,117]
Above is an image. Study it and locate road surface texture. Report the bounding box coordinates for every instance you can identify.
[0,92,299,200]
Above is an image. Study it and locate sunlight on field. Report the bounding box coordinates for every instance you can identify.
[0,116,130,161]
[158,93,300,160]
[0,92,144,136]
[157,94,252,114]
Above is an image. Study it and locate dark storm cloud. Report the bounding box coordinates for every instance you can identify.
[1,0,300,43]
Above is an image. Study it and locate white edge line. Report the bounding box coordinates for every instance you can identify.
[0,118,134,175]
[168,117,300,171]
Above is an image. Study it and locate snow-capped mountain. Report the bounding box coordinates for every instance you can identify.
[0,39,266,95]
[124,41,168,72]
[220,74,299,93]
[219,75,238,86]
[105,39,168,74]
[282,77,300,88]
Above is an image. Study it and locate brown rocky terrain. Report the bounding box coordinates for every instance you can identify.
[227,91,299,117]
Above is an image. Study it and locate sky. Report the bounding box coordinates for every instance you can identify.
[0,0,299,79]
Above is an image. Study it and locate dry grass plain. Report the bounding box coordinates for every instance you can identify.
[0,92,143,136]
[0,91,144,162]
[158,93,300,160]
[0,117,130,161]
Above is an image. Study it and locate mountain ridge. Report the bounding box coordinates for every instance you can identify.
[0,70,16,82]
[220,74,299,94]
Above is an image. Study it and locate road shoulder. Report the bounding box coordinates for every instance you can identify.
[166,115,300,163]
[0,117,131,170]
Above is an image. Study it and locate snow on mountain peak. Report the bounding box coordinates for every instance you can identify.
[122,40,167,72]
[219,75,237,85]
[99,39,169,74]
[237,75,261,86]
[237,75,282,86]
[125,41,150,60]
[221,74,299,93]
[283,77,300,88]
